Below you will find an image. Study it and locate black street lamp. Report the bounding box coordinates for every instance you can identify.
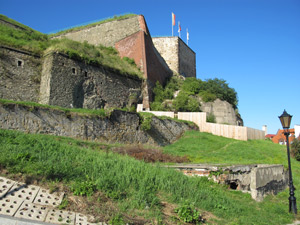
[279,110,297,214]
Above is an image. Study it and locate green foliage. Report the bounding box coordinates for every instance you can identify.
[71,178,96,197]
[291,139,300,161]
[173,92,201,112]
[198,90,217,102]
[181,77,201,95]
[175,202,204,224]
[58,198,68,210]
[199,78,238,108]
[138,112,153,131]
[0,99,109,118]
[206,113,216,123]
[122,56,136,66]
[109,213,126,225]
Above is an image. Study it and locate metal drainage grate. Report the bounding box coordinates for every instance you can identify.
[45,209,76,224]
[5,182,40,203]
[0,195,23,216]
[15,201,49,222]
[0,177,16,197]
[33,188,64,207]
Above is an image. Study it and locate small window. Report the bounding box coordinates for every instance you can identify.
[72,68,76,74]
[84,71,88,78]
[17,60,23,67]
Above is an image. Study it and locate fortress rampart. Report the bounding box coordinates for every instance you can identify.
[0,46,142,109]
[153,37,196,77]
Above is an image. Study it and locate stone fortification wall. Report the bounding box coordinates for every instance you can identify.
[52,15,141,47]
[152,37,179,74]
[152,37,196,77]
[178,39,196,77]
[0,103,193,146]
[200,98,243,126]
[40,52,142,109]
[0,46,41,102]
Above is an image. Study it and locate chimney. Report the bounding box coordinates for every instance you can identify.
[262,125,267,136]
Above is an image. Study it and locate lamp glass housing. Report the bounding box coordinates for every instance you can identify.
[279,110,292,129]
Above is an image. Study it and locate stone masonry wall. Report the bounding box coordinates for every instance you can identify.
[0,103,193,146]
[200,98,243,126]
[152,37,196,77]
[152,37,179,73]
[39,52,142,109]
[178,38,196,77]
[52,15,141,47]
[0,46,41,102]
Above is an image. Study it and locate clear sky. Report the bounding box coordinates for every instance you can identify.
[1,0,299,134]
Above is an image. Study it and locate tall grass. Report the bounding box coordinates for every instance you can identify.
[0,129,296,224]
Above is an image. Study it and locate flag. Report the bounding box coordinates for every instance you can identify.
[178,21,181,33]
[172,12,176,26]
[187,29,189,41]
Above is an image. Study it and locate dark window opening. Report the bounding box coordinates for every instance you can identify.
[84,71,88,78]
[229,182,238,190]
[72,68,76,74]
[17,60,23,67]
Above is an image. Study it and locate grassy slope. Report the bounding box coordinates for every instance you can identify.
[0,129,298,224]
[163,130,300,223]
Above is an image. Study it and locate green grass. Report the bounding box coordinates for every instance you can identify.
[0,129,298,224]
[163,130,288,165]
[0,99,109,118]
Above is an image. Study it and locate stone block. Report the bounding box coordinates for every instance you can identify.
[33,188,64,207]
[14,202,49,222]
[45,209,75,224]
[0,195,23,216]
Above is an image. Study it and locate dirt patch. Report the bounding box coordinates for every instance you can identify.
[113,145,190,163]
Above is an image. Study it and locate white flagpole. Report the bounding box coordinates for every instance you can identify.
[187,28,189,45]
[172,12,174,36]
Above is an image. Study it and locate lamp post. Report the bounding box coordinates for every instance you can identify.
[279,110,297,214]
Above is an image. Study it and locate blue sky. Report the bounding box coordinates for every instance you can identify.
[1,0,299,134]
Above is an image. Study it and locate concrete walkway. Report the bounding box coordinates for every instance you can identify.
[0,176,106,225]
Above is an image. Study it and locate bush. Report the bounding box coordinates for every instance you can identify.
[175,202,205,224]
[291,139,300,161]
[173,92,200,112]
[199,90,217,102]
[206,113,216,123]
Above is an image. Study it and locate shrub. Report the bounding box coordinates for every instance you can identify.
[173,92,200,112]
[206,113,216,123]
[198,90,217,102]
[291,139,300,161]
[175,202,205,224]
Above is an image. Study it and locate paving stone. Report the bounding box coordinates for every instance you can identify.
[15,201,49,222]
[0,177,16,197]
[45,209,75,224]
[33,188,64,207]
[0,195,23,216]
[75,213,107,225]
[6,182,40,203]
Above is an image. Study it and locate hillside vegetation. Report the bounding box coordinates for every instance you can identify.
[0,14,143,78]
[151,76,238,113]
[0,129,298,224]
